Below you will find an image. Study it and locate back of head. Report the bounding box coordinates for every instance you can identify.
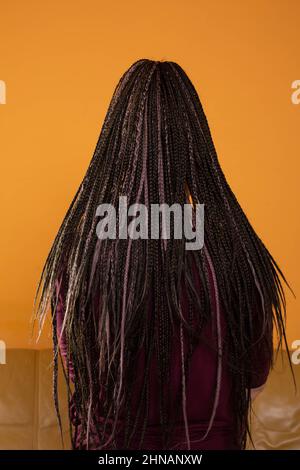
[33,59,292,450]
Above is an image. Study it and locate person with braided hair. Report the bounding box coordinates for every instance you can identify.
[33,59,293,450]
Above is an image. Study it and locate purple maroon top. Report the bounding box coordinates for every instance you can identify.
[54,258,272,450]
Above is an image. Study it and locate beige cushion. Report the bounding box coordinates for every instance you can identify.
[247,351,300,449]
[0,349,298,449]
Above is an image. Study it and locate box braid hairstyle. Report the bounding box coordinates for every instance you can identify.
[32,59,294,450]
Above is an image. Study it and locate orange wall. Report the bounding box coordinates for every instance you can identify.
[0,0,299,349]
